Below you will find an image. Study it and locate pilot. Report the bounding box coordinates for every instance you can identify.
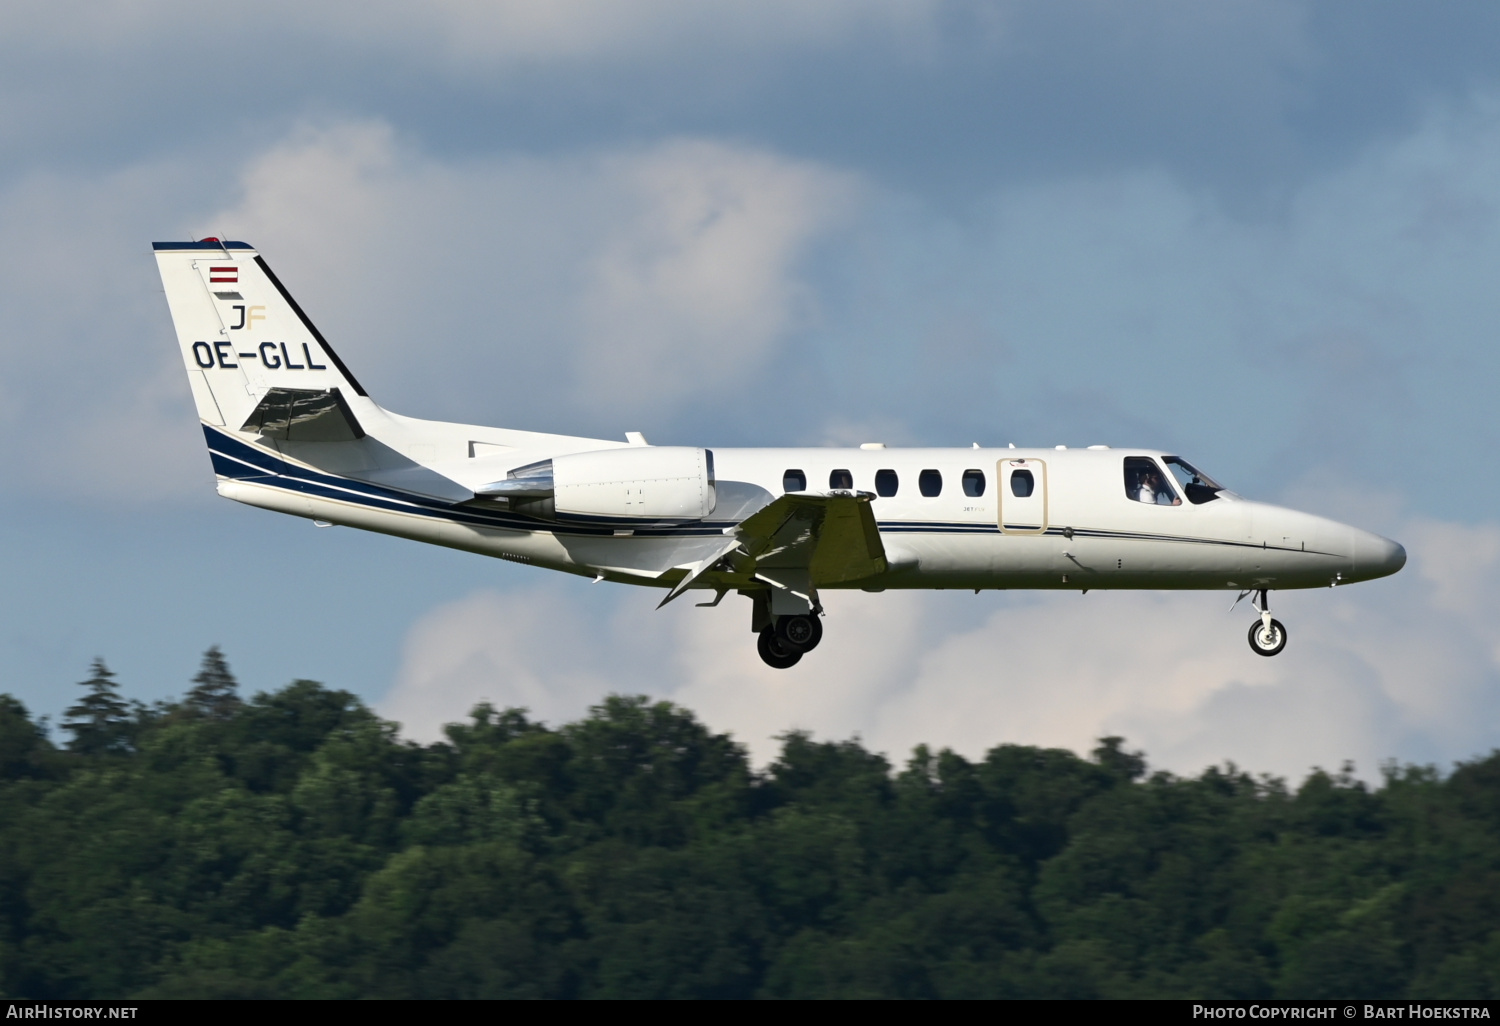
[1138,468,1180,506]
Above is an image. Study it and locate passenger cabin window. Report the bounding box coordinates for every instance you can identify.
[829,468,853,490]
[1124,456,1180,506]
[1164,456,1223,505]
[919,469,943,497]
[875,469,899,497]
[962,469,986,497]
[1010,469,1034,497]
[783,469,806,492]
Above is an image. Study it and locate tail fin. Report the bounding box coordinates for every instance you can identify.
[153,240,368,437]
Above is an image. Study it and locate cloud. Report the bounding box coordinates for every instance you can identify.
[381,586,625,738]
[205,122,855,430]
[0,1,937,66]
[5,0,1497,224]
[0,159,217,500]
[324,1,939,68]
[572,140,854,410]
[380,505,1500,783]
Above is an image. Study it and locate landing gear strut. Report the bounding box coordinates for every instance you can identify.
[1247,589,1287,656]
[757,613,823,669]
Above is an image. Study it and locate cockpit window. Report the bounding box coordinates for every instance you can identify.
[1124,456,1180,506]
[1163,456,1223,505]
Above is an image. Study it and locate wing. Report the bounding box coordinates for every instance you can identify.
[657,492,887,607]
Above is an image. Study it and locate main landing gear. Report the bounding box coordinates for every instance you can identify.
[1246,588,1287,657]
[757,613,823,669]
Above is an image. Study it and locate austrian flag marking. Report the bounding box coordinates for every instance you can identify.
[209,266,238,283]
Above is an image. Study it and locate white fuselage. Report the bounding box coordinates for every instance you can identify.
[210,407,1403,596]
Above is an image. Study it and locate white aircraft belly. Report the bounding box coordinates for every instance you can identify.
[865,515,1350,591]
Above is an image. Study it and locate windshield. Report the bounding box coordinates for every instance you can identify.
[1163,456,1223,505]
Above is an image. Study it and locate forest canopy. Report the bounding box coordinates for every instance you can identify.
[0,650,1497,999]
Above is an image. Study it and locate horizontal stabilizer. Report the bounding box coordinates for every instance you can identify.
[241,387,364,442]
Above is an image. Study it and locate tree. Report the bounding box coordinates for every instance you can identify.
[9,671,1500,1000]
[0,694,55,779]
[185,646,241,721]
[60,658,131,755]
[1093,735,1148,781]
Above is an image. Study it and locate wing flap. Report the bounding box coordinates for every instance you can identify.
[808,493,887,584]
[652,492,887,607]
[735,492,887,585]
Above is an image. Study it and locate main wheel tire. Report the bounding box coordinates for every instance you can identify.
[758,627,803,669]
[776,614,823,652]
[1248,617,1288,657]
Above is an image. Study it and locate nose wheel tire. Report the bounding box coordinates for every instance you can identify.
[776,614,822,653]
[758,627,803,669]
[1248,618,1288,657]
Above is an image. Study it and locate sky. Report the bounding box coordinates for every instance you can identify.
[4,0,1500,781]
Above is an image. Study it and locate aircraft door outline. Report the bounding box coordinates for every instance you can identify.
[998,458,1047,534]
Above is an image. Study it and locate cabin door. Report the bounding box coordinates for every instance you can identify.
[998,459,1048,533]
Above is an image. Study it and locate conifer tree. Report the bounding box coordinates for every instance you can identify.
[61,658,131,755]
[185,645,241,721]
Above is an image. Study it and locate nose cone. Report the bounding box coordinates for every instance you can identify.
[1354,531,1406,581]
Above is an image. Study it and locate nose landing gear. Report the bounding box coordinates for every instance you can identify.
[757,613,823,668]
[1246,588,1287,656]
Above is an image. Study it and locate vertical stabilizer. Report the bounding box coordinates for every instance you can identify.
[153,241,368,432]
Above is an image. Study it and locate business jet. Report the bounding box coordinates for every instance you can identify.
[154,240,1406,668]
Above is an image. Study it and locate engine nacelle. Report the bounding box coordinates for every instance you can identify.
[478,447,716,520]
[556,446,715,519]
